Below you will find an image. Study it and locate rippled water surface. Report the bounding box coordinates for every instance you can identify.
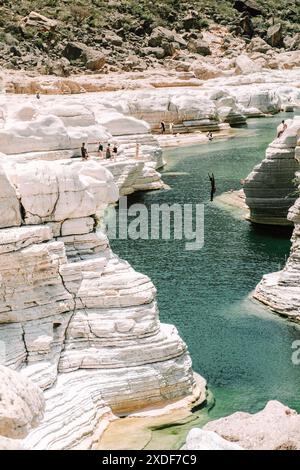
[111,114,300,422]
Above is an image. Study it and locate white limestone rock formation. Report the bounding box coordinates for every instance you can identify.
[0,365,44,449]
[244,118,300,225]
[0,159,203,449]
[204,401,300,450]
[0,160,22,228]
[232,87,282,116]
[182,428,243,450]
[0,97,165,196]
[253,168,300,319]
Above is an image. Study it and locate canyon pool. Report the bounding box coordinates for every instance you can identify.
[109,114,300,448]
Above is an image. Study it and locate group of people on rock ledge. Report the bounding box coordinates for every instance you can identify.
[81,141,141,161]
[81,142,118,161]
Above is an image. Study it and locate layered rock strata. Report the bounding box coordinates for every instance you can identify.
[0,159,203,449]
[253,182,300,320]
[3,73,300,150]
[0,97,165,195]
[244,118,300,225]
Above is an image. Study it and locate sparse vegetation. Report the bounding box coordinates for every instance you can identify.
[0,0,299,73]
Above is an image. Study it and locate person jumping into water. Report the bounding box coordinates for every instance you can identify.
[208,173,216,202]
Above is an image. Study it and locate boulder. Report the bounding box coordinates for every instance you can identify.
[161,41,180,57]
[141,47,165,59]
[182,11,200,31]
[63,42,105,71]
[204,401,300,450]
[103,31,123,47]
[0,365,44,439]
[247,37,271,53]
[148,27,186,49]
[275,51,300,69]
[45,58,71,77]
[191,60,223,80]
[187,38,211,56]
[233,0,263,16]
[182,428,243,450]
[122,55,147,72]
[235,54,262,74]
[284,33,300,51]
[266,23,283,48]
[20,11,58,31]
[240,14,254,37]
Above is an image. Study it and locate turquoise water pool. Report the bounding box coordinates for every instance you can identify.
[110,114,300,421]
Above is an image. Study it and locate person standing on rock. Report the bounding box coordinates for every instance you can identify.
[160,121,166,134]
[98,142,104,159]
[36,92,40,100]
[135,142,140,160]
[208,173,216,202]
[207,131,213,141]
[106,143,111,160]
[113,144,118,162]
[169,122,174,134]
[277,120,288,138]
[81,142,88,161]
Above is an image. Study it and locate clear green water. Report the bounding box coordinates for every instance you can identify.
[111,114,300,423]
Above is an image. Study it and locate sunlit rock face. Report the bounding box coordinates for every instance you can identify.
[203,401,300,450]
[0,365,44,449]
[0,159,202,449]
[182,428,243,450]
[0,95,165,196]
[244,118,300,226]
[252,129,300,320]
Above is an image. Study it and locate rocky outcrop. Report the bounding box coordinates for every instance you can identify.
[247,37,271,54]
[267,24,283,48]
[63,42,106,72]
[253,143,300,320]
[182,428,243,450]
[0,159,203,449]
[204,401,300,450]
[235,54,262,74]
[244,118,300,225]
[20,11,58,32]
[0,365,44,449]
[0,95,165,195]
[233,0,263,17]
[3,71,299,141]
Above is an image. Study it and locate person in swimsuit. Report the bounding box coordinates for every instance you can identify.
[81,142,88,160]
[208,173,216,202]
[98,142,104,158]
[106,143,111,159]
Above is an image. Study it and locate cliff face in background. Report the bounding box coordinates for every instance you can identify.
[244,118,300,225]
[0,0,299,76]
